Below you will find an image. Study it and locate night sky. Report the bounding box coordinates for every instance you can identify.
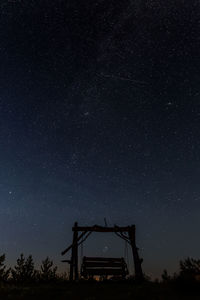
[1,0,200,277]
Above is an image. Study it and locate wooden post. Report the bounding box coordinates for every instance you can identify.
[74,222,79,281]
[70,222,79,281]
[69,255,73,281]
[128,225,144,282]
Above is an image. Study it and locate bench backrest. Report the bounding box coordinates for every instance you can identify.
[81,256,129,277]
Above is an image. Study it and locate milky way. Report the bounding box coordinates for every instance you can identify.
[0,0,200,277]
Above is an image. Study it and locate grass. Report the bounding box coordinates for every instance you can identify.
[0,281,199,299]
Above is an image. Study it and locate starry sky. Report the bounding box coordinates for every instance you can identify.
[0,0,200,277]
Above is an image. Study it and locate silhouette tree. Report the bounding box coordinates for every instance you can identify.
[161,269,171,282]
[0,254,10,282]
[179,257,200,280]
[40,257,57,282]
[11,254,36,283]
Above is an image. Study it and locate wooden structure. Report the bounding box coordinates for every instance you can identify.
[81,256,128,278]
[61,222,143,281]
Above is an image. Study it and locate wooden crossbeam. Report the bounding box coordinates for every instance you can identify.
[82,262,124,268]
[83,257,124,262]
[82,268,127,276]
[72,225,133,232]
[61,260,71,264]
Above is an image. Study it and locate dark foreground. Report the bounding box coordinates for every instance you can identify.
[0,281,200,300]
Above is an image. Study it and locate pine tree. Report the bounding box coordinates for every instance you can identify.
[0,254,10,282]
[161,269,171,282]
[40,257,57,282]
[179,257,200,281]
[11,254,36,283]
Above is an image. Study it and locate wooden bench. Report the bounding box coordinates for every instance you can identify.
[81,256,129,278]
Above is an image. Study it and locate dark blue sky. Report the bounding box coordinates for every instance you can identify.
[0,0,200,277]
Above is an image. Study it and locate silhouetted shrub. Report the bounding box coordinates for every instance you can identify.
[0,254,10,282]
[11,254,36,283]
[161,269,171,282]
[39,257,57,282]
[179,257,200,281]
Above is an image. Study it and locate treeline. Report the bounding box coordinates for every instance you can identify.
[0,254,63,284]
[0,254,200,284]
[160,257,200,284]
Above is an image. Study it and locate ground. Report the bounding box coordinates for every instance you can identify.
[0,281,199,300]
